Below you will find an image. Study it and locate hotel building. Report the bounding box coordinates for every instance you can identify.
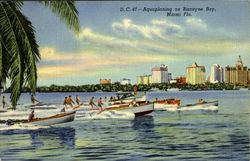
[225,56,249,85]
[186,62,206,84]
[210,64,224,83]
[137,75,152,85]
[152,64,169,83]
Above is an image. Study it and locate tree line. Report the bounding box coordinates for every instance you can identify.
[3,83,248,93]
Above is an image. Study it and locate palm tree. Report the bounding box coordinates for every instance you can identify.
[0,1,80,107]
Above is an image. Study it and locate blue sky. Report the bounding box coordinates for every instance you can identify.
[21,1,249,86]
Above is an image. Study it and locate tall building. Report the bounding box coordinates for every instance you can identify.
[152,64,168,83]
[210,64,224,83]
[186,62,206,84]
[225,56,249,85]
[100,79,111,85]
[121,78,131,85]
[137,75,152,85]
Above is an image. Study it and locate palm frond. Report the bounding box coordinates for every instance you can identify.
[8,2,40,94]
[0,41,2,88]
[41,1,80,34]
[0,2,22,107]
[0,1,79,107]
[0,2,38,106]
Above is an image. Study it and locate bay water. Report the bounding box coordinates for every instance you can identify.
[0,90,249,160]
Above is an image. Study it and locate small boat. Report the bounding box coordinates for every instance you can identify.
[103,102,154,117]
[148,87,162,92]
[166,100,219,113]
[19,111,76,126]
[154,99,180,110]
[167,88,180,92]
[110,92,146,105]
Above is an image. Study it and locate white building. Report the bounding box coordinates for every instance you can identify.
[121,78,131,85]
[210,64,224,83]
[152,64,169,83]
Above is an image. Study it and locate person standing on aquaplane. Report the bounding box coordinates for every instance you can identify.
[67,96,75,107]
[2,96,6,108]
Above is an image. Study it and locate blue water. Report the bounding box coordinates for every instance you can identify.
[0,90,249,160]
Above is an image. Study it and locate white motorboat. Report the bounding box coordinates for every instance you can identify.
[19,111,76,126]
[109,92,146,105]
[166,100,219,113]
[103,102,154,117]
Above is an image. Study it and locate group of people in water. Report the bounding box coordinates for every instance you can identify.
[63,95,80,107]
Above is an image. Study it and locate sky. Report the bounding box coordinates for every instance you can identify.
[21,1,249,86]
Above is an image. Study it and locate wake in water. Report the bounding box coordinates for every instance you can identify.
[76,110,135,120]
[0,123,50,132]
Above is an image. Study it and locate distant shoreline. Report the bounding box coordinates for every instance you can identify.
[3,83,249,93]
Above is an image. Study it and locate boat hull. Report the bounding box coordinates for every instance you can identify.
[166,101,219,113]
[105,102,154,117]
[20,111,76,126]
[154,99,180,110]
[110,94,146,104]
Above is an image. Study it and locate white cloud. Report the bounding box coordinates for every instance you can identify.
[186,18,207,31]
[77,27,137,48]
[112,19,181,40]
[77,28,114,42]
[151,20,182,33]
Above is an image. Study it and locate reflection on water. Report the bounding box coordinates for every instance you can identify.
[132,115,154,129]
[30,127,76,149]
[0,127,75,160]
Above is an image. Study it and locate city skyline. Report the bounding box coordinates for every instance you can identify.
[21,1,249,86]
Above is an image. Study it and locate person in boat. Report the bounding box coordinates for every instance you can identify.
[155,98,158,103]
[31,94,39,104]
[110,96,113,101]
[97,97,103,111]
[198,99,206,104]
[63,97,68,107]
[67,95,75,107]
[104,96,107,102]
[89,97,96,108]
[2,96,6,108]
[117,95,120,100]
[129,98,136,107]
[28,110,35,121]
[75,95,80,105]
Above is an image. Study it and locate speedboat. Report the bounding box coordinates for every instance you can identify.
[166,100,219,113]
[103,102,154,117]
[154,99,180,110]
[109,92,146,105]
[19,111,76,126]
